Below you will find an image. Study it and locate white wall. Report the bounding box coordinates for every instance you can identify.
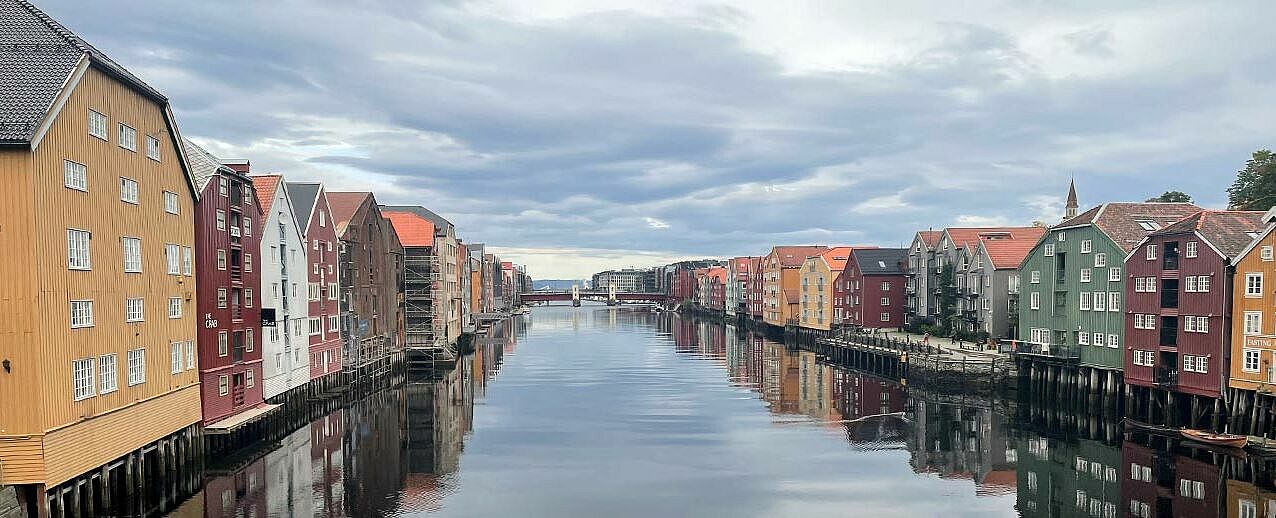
[260,181,311,400]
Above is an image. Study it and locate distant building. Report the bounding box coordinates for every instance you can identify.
[762,246,827,327]
[799,247,853,331]
[383,205,463,347]
[591,268,655,293]
[905,230,943,326]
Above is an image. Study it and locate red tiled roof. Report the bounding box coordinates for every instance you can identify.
[819,246,854,272]
[707,267,728,283]
[326,192,373,235]
[1058,202,1203,253]
[1152,209,1265,258]
[917,230,942,248]
[944,227,1045,251]
[771,245,828,268]
[382,211,436,247]
[251,175,281,220]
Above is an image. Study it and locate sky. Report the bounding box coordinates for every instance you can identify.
[41,0,1276,279]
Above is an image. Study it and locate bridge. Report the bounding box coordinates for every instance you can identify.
[521,284,666,306]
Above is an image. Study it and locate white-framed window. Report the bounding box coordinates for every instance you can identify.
[245,288,253,308]
[164,191,179,214]
[1094,253,1106,267]
[1185,276,1198,292]
[309,317,322,335]
[1107,334,1118,348]
[171,342,183,374]
[1030,292,1040,310]
[1245,312,1262,335]
[1044,244,1055,257]
[1079,332,1090,345]
[67,228,91,270]
[99,353,117,394]
[1186,315,1208,333]
[1264,246,1275,262]
[72,358,96,401]
[1081,239,1092,253]
[319,210,326,227]
[182,246,193,276]
[218,331,228,357]
[122,237,142,272]
[1244,349,1261,373]
[185,341,195,370]
[1029,328,1050,345]
[168,296,182,318]
[1108,267,1121,282]
[881,297,890,306]
[246,369,255,388]
[119,177,139,204]
[880,312,890,322]
[218,375,229,396]
[1198,275,1210,292]
[1092,332,1104,348]
[217,288,227,308]
[125,297,144,322]
[146,135,161,160]
[1108,292,1120,312]
[245,253,253,272]
[243,218,252,236]
[1080,268,1091,283]
[70,300,94,328]
[127,348,146,385]
[216,210,226,230]
[1185,241,1197,258]
[219,177,229,197]
[1247,273,1264,297]
[327,284,338,300]
[165,243,180,274]
[1057,233,1065,242]
[881,281,891,291]
[246,329,253,352]
[328,315,339,332]
[88,109,107,139]
[118,123,137,151]
[242,185,253,205]
[1080,292,1090,311]
[309,282,320,301]
[1145,244,1157,260]
[1093,292,1106,311]
[217,249,227,270]
[64,159,88,191]
[1030,271,1040,284]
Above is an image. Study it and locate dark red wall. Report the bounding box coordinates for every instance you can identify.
[304,190,342,380]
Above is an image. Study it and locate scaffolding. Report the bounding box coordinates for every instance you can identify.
[404,247,447,352]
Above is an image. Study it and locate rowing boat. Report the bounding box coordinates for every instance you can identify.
[1180,429,1248,449]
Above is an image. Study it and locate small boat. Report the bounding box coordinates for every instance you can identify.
[1180,429,1248,449]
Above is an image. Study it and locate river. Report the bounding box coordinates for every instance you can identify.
[165,305,1275,517]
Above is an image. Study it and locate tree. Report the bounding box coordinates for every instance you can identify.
[1146,190,1192,203]
[1228,149,1276,210]
[936,265,959,336]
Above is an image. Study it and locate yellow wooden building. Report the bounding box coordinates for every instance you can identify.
[761,246,827,327]
[0,0,202,503]
[798,247,852,331]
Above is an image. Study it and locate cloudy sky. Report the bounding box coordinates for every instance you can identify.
[43,0,1276,278]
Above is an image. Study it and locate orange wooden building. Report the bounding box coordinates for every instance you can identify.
[0,0,203,510]
[761,246,827,327]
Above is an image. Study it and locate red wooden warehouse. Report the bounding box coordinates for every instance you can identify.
[287,182,344,382]
[840,248,909,329]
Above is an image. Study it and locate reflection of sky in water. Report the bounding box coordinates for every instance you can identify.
[415,306,1018,517]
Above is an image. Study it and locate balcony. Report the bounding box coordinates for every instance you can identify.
[1160,279,1179,309]
[1154,367,1179,388]
[1014,342,1080,359]
[229,226,241,238]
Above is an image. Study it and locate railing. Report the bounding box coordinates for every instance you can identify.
[1155,367,1179,387]
[1012,341,1079,359]
[1163,255,1179,271]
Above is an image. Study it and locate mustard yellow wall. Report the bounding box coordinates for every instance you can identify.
[1232,230,1276,392]
[0,67,201,486]
[798,258,834,331]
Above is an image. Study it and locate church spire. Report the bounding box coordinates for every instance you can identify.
[1065,178,1078,220]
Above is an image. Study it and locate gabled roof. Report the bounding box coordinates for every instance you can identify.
[251,175,282,220]
[770,245,828,268]
[286,182,321,229]
[852,248,908,275]
[706,267,728,283]
[943,227,1044,252]
[916,230,942,249]
[818,246,854,272]
[1,0,167,144]
[1056,202,1203,253]
[1151,210,1265,259]
[326,192,373,236]
[977,235,1043,270]
[381,205,454,234]
[382,210,436,248]
[182,139,233,192]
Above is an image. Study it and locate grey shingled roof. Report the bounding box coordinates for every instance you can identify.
[182,139,230,192]
[1,0,166,144]
[380,205,454,232]
[853,248,908,275]
[286,182,320,228]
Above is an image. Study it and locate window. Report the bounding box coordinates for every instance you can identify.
[881,297,890,306]
[1030,271,1040,284]
[1185,276,1198,292]
[1107,334,1118,348]
[246,369,255,388]
[319,210,326,227]
[72,358,95,401]
[185,341,195,370]
[122,237,142,272]
[67,229,91,269]
[328,315,339,332]
[245,288,253,308]
[70,300,94,328]
[1094,332,1104,347]
[119,177,139,204]
[245,253,253,272]
[1198,276,1210,292]
[1145,244,1157,260]
[118,123,136,151]
[165,244,180,274]
[1247,273,1264,297]
[1185,241,1197,258]
[216,210,226,230]
[1137,220,1160,231]
[127,348,146,385]
[1108,292,1120,312]
[1244,349,1261,372]
[218,375,229,396]
[1080,268,1091,283]
[243,218,252,236]
[1081,239,1092,253]
[246,329,254,352]
[881,281,891,291]
[1044,244,1055,257]
[1239,499,1256,518]
[217,249,227,270]
[309,282,320,301]
[218,331,228,357]
[1080,292,1090,311]
[1245,312,1262,335]
[164,191,179,214]
[88,109,107,139]
[219,177,229,197]
[1093,292,1105,311]
[182,246,193,276]
[64,160,90,192]
[217,288,228,308]
[1079,332,1089,345]
[1094,253,1106,267]
[99,354,117,394]
[1108,267,1121,282]
[168,296,182,319]
[125,297,144,322]
[171,342,183,374]
[327,284,338,300]
[1030,292,1040,310]
[309,317,322,335]
[1264,246,1275,262]
[880,312,890,322]
[146,135,160,160]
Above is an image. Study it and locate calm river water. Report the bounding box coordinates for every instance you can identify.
[167,305,1273,517]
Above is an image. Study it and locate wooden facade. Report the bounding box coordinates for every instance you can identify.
[0,66,201,486]
[328,193,404,372]
[842,249,908,330]
[762,246,827,327]
[1230,214,1276,392]
[292,184,343,381]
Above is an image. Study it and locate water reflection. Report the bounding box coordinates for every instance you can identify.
[168,308,1276,517]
